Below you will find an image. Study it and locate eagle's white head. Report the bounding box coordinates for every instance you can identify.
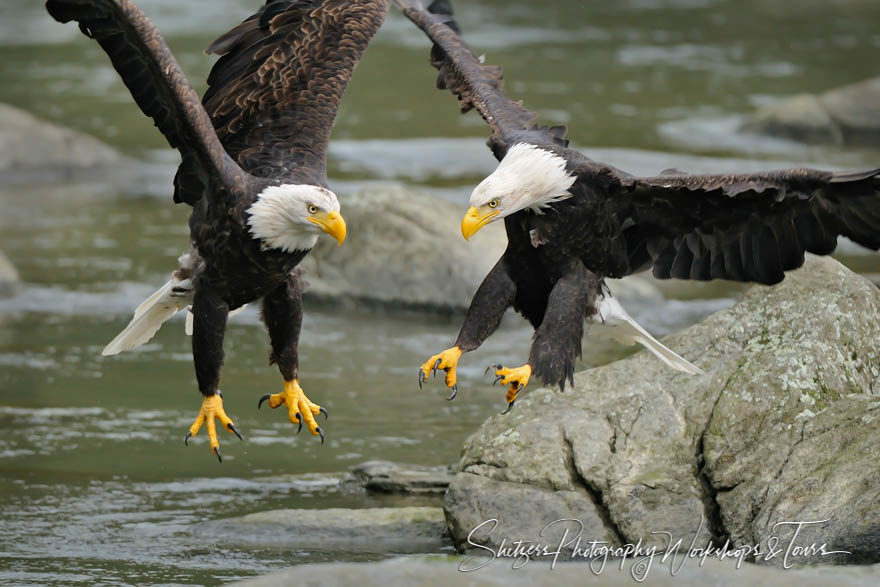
[246,184,346,252]
[461,143,576,240]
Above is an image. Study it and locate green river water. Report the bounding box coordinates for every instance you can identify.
[1,0,879,583]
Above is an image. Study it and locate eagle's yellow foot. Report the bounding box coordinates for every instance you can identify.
[488,364,532,414]
[419,346,463,400]
[185,393,242,462]
[258,379,327,443]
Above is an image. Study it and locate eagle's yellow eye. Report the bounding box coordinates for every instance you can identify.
[488,199,499,209]
[308,204,319,214]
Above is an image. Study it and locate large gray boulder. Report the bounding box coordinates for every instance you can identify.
[741,76,880,146]
[0,103,134,184]
[445,255,880,566]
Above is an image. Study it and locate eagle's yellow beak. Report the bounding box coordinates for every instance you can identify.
[461,206,499,241]
[308,210,347,245]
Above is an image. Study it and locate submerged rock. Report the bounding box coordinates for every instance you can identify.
[197,506,450,554]
[0,103,134,184]
[741,77,880,146]
[235,554,880,587]
[444,255,880,565]
[350,460,454,495]
[0,251,20,298]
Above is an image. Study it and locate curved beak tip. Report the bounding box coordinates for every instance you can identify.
[309,211,347,246]
[461,206,496,241]
[333,216,347,246]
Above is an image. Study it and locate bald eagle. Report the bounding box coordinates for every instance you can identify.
[397,0,880,411]
[47,0,389,460]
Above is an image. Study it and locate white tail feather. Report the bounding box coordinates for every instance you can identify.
[102,280,191,356]
[593,294,704,375]
[133,282,170,319]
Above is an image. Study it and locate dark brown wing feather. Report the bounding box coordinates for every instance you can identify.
[200,0,389,183]
[46,0,244,206]
[394,0,567,159]
[604,166,880,283]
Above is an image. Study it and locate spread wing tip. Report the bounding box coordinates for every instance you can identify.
[830,167,880,183]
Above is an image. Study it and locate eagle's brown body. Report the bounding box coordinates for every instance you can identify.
[48,0,389,454]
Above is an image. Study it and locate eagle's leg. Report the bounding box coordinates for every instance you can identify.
[257,275,326,442]
[185,288,241,462]
[493,259,594,413]
[419,257,515,399]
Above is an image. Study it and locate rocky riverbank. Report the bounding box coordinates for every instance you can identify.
[443,255,880,566]
[215,257,879,583]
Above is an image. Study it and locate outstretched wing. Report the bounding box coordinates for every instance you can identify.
[394,0,568,159]
[602,166,880,283]
[46,0,245,206]
[200,0,389,183]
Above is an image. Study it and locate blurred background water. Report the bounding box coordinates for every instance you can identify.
[1,0,879,583]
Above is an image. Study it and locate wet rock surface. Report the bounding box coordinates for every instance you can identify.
[235,554,880,586]
[443,255,880,566]
[349,460,455,495]
[198,506,450,554]
[741,76,880,146]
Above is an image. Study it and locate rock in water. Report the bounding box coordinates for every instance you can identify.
[0,103,132,184]
[0,250,20,298]
[235,554,880,586]
[198,507,450,554]
[445,255,880,566]
[741,77,880,146]
[350,460,454,495]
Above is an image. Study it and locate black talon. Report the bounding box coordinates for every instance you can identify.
[296,412,303,434]
[493,375,503,386]
[446,385,458,401]
[258,394,271,410]
[516,383,525,392]
[419,369,426,390]
[319,407,329,420]
[501,400,516,415]
[433,358,441,377]
[213,446,222,463]
[227,423,243,441]
[184,431,192,446]
[317,426,325,445]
